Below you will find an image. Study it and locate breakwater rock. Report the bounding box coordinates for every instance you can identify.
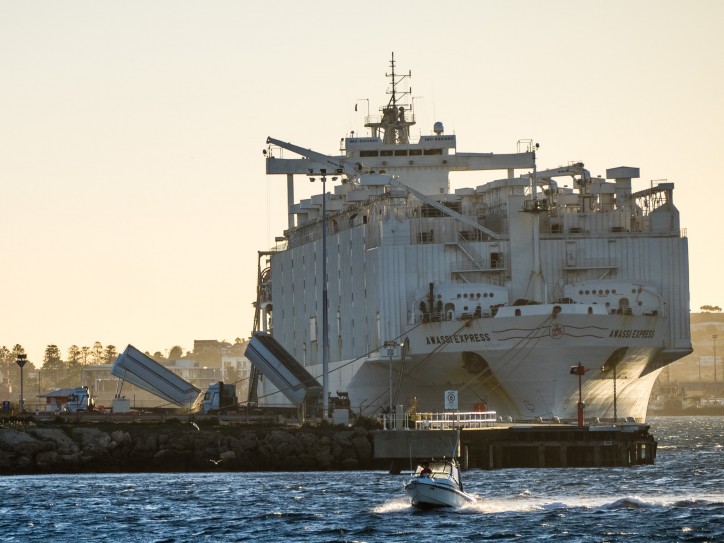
[0,421,381,474]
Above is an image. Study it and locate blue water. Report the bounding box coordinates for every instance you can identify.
[1,417,721,542]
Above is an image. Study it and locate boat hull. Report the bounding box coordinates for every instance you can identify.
[404,478,476,508]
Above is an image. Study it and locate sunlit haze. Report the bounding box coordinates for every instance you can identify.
[2,0,723,365]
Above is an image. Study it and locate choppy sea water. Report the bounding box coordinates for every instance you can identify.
[1,417,721,542]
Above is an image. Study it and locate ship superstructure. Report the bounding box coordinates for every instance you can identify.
[250,55,691,421]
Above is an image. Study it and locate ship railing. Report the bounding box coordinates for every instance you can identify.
[414,411,497,430]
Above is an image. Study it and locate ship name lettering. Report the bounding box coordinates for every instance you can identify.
[425,333,491,345]
[608,329,655,339]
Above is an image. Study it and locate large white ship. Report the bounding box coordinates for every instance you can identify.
[248,55,691,422]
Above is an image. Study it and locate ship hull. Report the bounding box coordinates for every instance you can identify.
[258,311,687,422]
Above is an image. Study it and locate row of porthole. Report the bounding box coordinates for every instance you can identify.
[578,288,643,296]
[580,289,617,295]
[456,293,497,299]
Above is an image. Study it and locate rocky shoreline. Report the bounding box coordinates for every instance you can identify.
[0,419,383,475]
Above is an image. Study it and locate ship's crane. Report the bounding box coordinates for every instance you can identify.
[265,136,363,179]
[536,162,591,193]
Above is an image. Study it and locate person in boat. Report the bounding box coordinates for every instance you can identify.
[420,462,432,477]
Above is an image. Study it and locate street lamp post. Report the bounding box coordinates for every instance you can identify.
[613,363,617,423]
[714,334,718,395]
[600,362,618,422]
[16,354,27,413]
[384,340,399,430]
[570,362,586,427]
[310,169,337,421]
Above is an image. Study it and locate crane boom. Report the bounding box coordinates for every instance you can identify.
[266,137,361,178]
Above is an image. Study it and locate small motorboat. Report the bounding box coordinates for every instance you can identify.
[404,459,476,508]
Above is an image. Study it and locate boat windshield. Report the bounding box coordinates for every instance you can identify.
[415,462,452,476]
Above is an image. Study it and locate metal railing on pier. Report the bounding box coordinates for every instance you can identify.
[414,411,497,430]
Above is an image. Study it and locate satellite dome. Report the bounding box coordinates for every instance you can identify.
[433,121,444,135]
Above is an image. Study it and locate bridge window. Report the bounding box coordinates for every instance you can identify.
[360,150,378,157]
[394,150,408,156]
[380,150,393,157]
[409,149,422,156]
[423,148,443,156]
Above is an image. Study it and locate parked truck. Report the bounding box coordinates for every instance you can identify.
[193,381,238,414]
[64,386,95,412]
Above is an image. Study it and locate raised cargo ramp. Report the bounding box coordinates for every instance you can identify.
[112,344,201,408]
[245,332,322,407]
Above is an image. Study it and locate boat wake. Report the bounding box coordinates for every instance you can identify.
[372,497,414,513]
[458,493,724,514]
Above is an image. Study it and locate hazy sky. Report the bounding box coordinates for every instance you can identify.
[2,1,723,365]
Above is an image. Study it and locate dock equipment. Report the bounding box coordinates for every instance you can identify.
[112,345,201,408]
[245,332,322,408]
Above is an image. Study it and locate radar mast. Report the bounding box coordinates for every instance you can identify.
[365,53,415,144]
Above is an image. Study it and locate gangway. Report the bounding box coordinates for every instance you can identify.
[111,345,201,408]
[245,332,322,408]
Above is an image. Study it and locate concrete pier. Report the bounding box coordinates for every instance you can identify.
[374,423,657,470]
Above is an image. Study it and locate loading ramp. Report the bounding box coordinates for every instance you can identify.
[112,344,201,408]
[245,332,322,408]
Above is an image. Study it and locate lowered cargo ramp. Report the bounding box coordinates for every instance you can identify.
[245,332,322,407]
[112,344,201,408]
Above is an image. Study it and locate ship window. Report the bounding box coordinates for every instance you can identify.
[612,289,617,294]
[515,309,521,316]
[605,302,610,307]
[585,290,590,295]
[483,293,488,298]
[605,290,610,294]
[638,301,643,306]
[457,293,462,298]
[463,293,468,298]
[632,289,636,294]
[360,150,379,157]
[489,293,494,298]
[588,307,593,314]
[423,148,443,156]
[380,150,393,157]
[409,149,422,156]
[394,150,408,156]
[579,290,584,295]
